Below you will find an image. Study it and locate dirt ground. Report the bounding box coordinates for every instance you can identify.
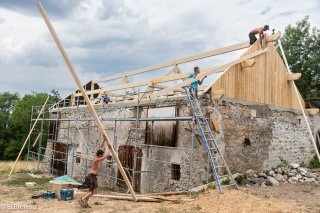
[0,162,320,213]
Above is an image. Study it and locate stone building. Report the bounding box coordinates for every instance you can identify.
[35,33,320,193]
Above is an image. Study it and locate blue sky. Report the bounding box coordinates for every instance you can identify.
[0,0,319,98]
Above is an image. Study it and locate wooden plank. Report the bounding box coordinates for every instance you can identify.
[105,80,150,92]
[94,41,250,83]
[151,48,268,99]
[152,72,191,84]
[9,96,49,176]
[32,134,42,148]
[37,2,137,201]
[265,32,281,43]
[240,59,256,68]
[305,108,319,115]
[287,73,301,81]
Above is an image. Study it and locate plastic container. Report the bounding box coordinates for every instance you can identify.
[60,188,74,201]
[42,191,56,199]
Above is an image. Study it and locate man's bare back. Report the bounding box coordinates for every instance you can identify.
[250,27,264,36]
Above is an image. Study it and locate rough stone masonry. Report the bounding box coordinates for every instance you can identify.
[42,95,316,193]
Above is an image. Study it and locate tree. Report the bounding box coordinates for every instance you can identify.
[0,92,19,132]
[3,92,59,160]
[280,16,320,99]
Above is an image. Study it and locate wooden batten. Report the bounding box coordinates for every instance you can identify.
[287,73,301,81]
[305,108,319,115]
[240,59,256,69]
[265,32,281,43]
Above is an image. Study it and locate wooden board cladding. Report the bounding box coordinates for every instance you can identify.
[117,145,142,192]
[146,107,177,147]
[211,41,304,109]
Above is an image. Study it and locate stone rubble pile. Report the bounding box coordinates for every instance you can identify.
[240,163,320,187]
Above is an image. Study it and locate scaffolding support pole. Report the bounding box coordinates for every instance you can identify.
[37,1,137,201]
[8,96,50,176]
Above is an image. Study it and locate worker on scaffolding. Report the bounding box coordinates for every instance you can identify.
[248,25,269,48]
[78,149,111,208]
[101,91,110,104]
[188,66,206,100]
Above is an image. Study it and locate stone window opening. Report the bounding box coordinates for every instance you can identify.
[76,157,80,163]
[171,164,181,181]
[244,138,251,146]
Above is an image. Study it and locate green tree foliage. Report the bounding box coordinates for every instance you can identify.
[0,92,19,140]
[0,90,60,160]
[280,16,320,99]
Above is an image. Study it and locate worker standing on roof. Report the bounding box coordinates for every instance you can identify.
[188,66,206,100]
[248,25,269,48]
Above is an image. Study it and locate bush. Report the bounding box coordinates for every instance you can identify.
[309,155,320,169]
[234,174,247,185]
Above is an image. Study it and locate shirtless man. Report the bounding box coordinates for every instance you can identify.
[248,25,269,48]
[78,149,110,208]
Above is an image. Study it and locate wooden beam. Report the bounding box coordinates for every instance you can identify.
[287,73,301,81]
[37,2,137,201]
[150,48,268,99]
[265,32,281,43]
[152,72,190,84]
[94,41,250,83]
[9,96,49,176]
[105,80,150,92]
[305,108,319,115]
[240,59,256,68]
[32,133,42,148]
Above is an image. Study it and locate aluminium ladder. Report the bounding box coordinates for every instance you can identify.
[184,86,238,194]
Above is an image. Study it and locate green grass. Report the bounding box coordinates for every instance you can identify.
[6,174,51,186]
[221,179,230,185]
[94,201,104,205]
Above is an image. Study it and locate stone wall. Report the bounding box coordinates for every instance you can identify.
[213,98,314,172]
[44,96,316,193]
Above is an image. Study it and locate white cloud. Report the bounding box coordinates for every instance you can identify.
[0,0,319,98]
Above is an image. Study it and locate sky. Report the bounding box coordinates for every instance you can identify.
[0,0,319,98]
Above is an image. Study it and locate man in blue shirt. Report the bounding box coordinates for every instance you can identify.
[188,66,206,100]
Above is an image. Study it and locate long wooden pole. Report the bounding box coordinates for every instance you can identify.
[8,96,49,176]
[278,39,320,162]
[37,1,137,201]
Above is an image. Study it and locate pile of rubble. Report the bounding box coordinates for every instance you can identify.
[238,163,320,187]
